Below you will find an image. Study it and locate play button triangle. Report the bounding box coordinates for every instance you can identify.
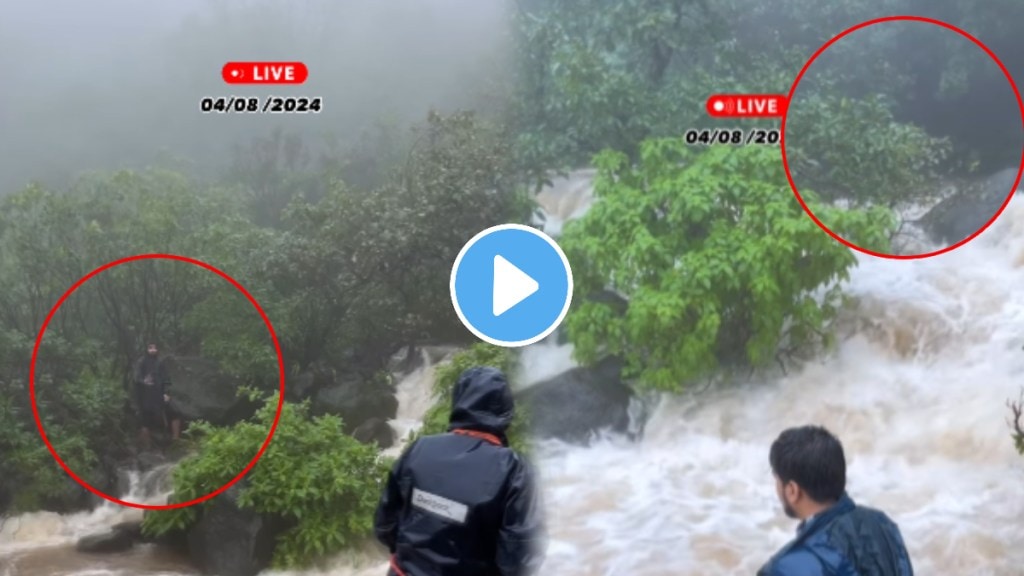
[493,254,539,316]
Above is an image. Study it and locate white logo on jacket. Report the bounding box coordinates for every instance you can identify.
[411,488,468,524]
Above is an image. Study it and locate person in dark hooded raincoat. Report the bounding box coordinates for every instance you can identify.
[758,425,914,576]
[133,342,172,449]
[374,366,546,576]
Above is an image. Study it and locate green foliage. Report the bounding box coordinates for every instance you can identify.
[417,344,530,455]
[509,0,722,169]
[786,92,951,208]
[269,111,534,369]
[183,286,279,386]
[511,0,998,203]
[0,108,537,519]
[142,396,388,568]
[0,391,102,512]
[561,140,896,390]
[0,323,129,512]
[56,368,127,443]
[0,169,253,364]
[0,170,273,515]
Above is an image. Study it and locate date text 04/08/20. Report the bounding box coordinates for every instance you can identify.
[199,96,323,114]
[685,128,779,146]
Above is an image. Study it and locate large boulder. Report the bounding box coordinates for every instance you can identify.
[76,527,135,553]
[517,356,635,444]
[284,371,315,402]
[310,371,397,433]
[388,345,461,375]
[284,361,333,402]
[186,485,290,576]
[919,167,1021,245]
[353,417,395,448]
[161,356,255,426]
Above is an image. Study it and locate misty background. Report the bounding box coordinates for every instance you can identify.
[3,0,1023,199]
[0,0,515,196]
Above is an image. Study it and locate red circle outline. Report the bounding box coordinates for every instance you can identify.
[780,15,1024,260]
[29,253,286,510]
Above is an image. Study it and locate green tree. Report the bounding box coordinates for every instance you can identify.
[510,0,974,212]
[0,170,261,513]
[785,91,952,208]
[560,141,895,391]
[266,111,534,374]
[509,0,724,170]
[142,395,388,568]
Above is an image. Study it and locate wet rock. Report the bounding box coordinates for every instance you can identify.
[187,485,289,576]
[353,417,395,448]
[285,371,315,402]
[76,528,135,553]
[285,360,337,402]
[139,512,189,552]
[919,167,1021,244]
[111,520,144,540]
[517,356,634,444]
[161,356,257,427]
[388,345,460,375]
[136,450,170,471]
[311,372,397,433]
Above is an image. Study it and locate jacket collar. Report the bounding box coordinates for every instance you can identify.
[759,493,855,575]
[796,492,855,540]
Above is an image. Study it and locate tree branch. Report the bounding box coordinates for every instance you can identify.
[1008,389,1024,454]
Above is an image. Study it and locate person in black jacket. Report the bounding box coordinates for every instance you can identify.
[374,366,546,576]
[133,343,178,448]
[758,425,914,576]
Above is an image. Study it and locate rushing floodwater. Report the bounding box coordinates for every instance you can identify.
[4,174,1024,575]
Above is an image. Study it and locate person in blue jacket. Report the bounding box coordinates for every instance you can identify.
[374,366,546,576]
[758,425,914,576]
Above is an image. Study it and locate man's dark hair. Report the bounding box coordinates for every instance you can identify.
[769,425,846,503]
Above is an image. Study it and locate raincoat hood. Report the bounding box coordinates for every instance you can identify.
[447,366,515,439]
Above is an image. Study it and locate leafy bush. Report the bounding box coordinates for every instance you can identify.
[0,112,536,519]
[560,141,896,391]
[785,91,951,208]
[0,327,128,513]
[142,394,388,568]
[417,344,530,454]
[0,394,102,512]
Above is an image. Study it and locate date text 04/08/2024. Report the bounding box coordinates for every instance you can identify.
[199,96,323,114]
[685,128,780,146]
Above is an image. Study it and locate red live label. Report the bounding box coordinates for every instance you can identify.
[705,94,787,118]
[222,62,308,85]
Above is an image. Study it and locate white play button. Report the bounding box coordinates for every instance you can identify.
[451,224,574,347]
[492,255,539,316]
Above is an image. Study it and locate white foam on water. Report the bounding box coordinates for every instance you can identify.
[381,347,455,460]
[528,197,1024,575]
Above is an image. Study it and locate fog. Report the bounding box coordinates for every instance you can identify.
[0,0,515,195]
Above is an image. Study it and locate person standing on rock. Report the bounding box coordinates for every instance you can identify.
[133,343,180,449]
[374,366,546,576]
[758,425,914,576]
